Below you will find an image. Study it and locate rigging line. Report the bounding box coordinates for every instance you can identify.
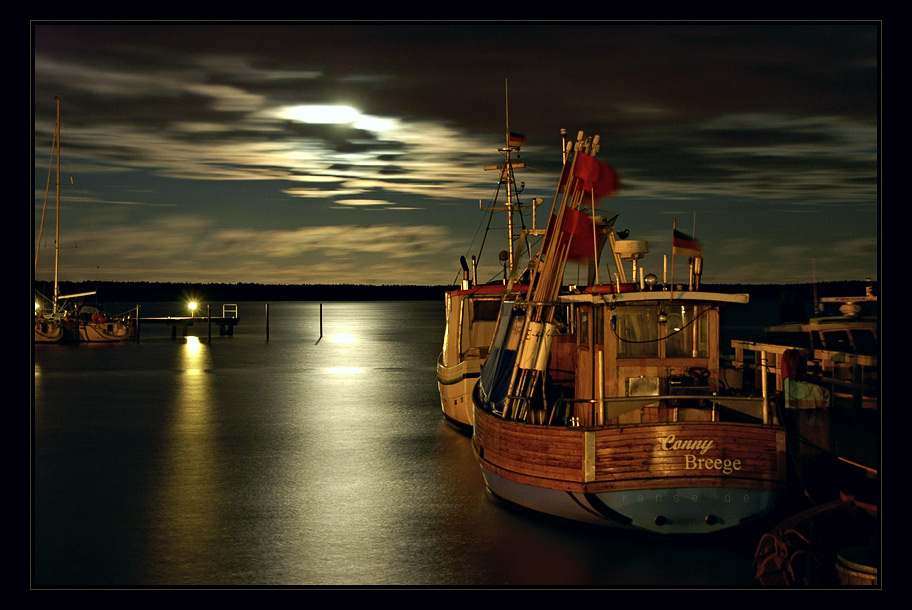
[451,204,496,287]
[35,124,60,275]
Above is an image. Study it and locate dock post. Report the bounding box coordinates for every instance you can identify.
[266,303,270,342]
[761,351,769,424]
[208,304,212,343]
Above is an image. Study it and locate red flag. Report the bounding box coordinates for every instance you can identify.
[572,152,620,201]
[561,208,608,261]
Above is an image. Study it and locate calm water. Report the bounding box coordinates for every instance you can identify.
[33,301,767,588]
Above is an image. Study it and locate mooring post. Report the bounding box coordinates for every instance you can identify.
[266,303,270,342]
[208,304,212,343]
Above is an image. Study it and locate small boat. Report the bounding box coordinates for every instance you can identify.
[471,130,787,535]
[77,304,139,343]
[437,122,541,431]
[34,97,138,344]
[34,301,74,344]
[34,96,81,344]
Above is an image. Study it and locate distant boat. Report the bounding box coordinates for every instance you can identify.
[34,97,137,344]
[437,121,540,431]
[35,97,81,344]
[77,304,138,343]
[471,129,787,535]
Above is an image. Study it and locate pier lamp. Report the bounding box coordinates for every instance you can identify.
[188,301,198,318]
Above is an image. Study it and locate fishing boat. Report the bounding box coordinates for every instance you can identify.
[758,285,877,410]
[472,130,787,535]
[34,97,138,344]
[732,281,879,521]
[437,127,540,431]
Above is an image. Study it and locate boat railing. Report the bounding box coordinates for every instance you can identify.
[731,339,877,409]
[540,394,769,427]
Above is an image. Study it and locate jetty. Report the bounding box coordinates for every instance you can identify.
[141,303,239,338]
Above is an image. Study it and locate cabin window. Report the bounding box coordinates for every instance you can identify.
[461,298,501,356]
[665,305,708,358]
[472,299,502,322]
[615,307,659,358]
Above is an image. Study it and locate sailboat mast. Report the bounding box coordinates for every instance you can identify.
[53,96,61,313]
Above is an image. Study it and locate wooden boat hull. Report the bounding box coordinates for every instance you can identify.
[473,405,787,534]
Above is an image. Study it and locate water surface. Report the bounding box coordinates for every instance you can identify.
[33,301,764,587]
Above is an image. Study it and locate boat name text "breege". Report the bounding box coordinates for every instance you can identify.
[658,435,743,475]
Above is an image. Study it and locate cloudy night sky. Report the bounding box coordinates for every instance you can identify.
[32,21,880,288]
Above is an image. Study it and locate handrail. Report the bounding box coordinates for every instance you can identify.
[541,393,767,425]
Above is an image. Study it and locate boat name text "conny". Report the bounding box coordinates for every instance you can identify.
[659,435,743,475]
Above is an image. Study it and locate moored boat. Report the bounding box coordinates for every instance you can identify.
[731,282,879,517]
[77,304,139,343]
[34,97,80,344]
[437,121,540,431]
[34,97,138,345]
[472,130,787,535]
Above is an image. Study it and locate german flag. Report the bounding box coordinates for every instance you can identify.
[508,132,526,147]
[673,229,703,259]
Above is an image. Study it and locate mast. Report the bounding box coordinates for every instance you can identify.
[53,96,61,313]
[482,80,526,280]
[504,82,515,274]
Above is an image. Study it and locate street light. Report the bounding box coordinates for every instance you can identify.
[188,301,198,318]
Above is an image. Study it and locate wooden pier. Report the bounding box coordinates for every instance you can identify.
[140,304,239,338]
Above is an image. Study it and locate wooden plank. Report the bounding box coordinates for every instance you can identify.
[473,407,787,491]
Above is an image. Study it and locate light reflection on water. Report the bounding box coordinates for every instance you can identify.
[149,336,223,582]
[33,301,762,587]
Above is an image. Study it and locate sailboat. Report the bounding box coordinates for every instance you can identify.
[437,120,547,431]
[34,97,137,344]
[471,130,787,535]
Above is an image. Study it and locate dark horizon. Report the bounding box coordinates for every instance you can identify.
[34,277,878,305]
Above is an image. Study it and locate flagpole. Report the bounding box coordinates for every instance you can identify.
[591,191,599,285]
[690,213,696,290]
[670,218,676,301]
[504,78,510,148]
